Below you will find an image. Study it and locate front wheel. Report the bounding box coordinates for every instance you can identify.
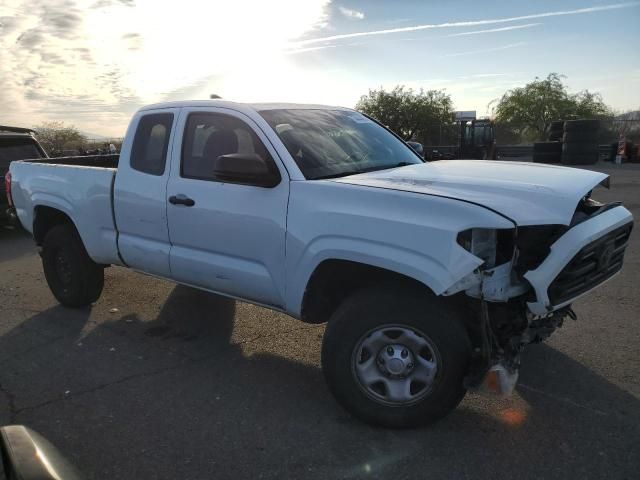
[42,224,104,308]
[321,286,471,428]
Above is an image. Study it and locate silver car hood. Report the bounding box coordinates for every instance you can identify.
[333,160,609,226]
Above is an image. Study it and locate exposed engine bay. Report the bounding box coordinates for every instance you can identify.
[464,297,576,394]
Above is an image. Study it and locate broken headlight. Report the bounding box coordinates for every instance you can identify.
[513,225,566,274]
[457,228,515,268]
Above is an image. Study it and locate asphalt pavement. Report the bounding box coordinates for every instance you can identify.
[1,163,639,480]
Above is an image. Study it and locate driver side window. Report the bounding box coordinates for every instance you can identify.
[181,112,277,182]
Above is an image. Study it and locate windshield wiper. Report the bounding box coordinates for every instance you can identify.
[311,162,415,180]
[312,170,368,180]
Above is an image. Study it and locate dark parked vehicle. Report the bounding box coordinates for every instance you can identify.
[1,126,47,224]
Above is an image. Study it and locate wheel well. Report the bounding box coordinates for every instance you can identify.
[33,206,74,245]
[300,259,432,324]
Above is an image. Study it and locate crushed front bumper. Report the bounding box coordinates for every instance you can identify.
[524,205,633,315]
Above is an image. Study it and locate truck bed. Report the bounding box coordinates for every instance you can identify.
[9,158,121,265]
[21,153,119,168]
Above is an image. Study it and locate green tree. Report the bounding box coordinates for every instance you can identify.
[33,121,87,156]
[356,86,453,143]
[491,73,612,141]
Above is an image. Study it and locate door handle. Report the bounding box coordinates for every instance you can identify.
[168,194,195,207]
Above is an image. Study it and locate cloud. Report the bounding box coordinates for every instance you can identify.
[0,0,143,134]
[441,42,527,58]
[1,0,332,135]
[121,32,142,50]
[297,2,640,45]
[91,0,135,8]
[448,23,541,37]
[469,73,511,78]
[0,15,22,34]
[338,6,364,20]
[16,30,45,47]
[285,44,338,55]
[45,12,83,36]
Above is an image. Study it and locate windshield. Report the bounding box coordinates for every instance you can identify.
[259,109,422,179]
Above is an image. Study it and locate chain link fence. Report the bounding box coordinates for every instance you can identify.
[599,118,640,144]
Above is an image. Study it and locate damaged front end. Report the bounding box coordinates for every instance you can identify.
[443,193,633,396]
[464,298,576,396]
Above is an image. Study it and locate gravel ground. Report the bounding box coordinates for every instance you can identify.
[1,163,639,480]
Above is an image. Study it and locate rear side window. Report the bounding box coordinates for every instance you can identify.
[130,113,174,175]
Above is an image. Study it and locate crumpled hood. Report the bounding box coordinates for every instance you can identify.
[333,160,609,226]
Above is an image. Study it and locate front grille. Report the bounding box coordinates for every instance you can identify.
[548,222,633,305]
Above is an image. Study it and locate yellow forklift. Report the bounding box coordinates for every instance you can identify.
[455,112,497,160]
[423,112,496,161]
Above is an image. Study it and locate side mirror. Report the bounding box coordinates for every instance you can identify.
[1,425,82,479]
[406,141,424,156]
[213,153,280,188]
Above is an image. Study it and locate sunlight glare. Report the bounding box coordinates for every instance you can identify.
[83,0,331,103]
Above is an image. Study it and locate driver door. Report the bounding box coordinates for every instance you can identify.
[166,108,289,307]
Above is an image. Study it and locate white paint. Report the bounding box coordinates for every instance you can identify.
[335,160,609,226]
[524,205,633,315]
[9,100,634,319]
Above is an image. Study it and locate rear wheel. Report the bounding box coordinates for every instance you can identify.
[42,224,104,307]
[321,286,471,428]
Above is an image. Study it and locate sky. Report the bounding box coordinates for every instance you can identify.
[1,0,639,137]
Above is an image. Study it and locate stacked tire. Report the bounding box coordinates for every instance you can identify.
[548,121,564,141]
[608,142,618,162]
[562,119,599,165]
[533,141,562,164]
[631,144,639,163]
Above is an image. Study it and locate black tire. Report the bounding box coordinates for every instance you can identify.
[550,120,564,132]
[548,133,562,142]
[533,152,561,164]
[608,142,619,162]
[533,141,562,154]
[321,286,471,428]
[42,224,104,307]
[564,119,600,132]
[562,142,599,155]
[562,131,597,143]
[561,152,598,165]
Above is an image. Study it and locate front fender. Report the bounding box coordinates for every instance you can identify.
[284,180,516,318]
[285,235,483,317]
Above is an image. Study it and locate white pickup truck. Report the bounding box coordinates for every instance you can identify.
[7,101,633,428]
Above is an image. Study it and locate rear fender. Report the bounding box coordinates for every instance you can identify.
[22,193,74,237]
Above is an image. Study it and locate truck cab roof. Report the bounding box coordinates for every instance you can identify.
[138,100,351,114]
